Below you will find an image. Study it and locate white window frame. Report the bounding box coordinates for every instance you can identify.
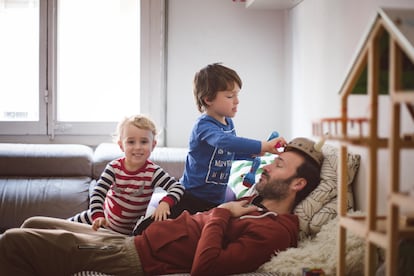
[0,0,166,146]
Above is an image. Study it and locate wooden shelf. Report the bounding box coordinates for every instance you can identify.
[313,7,414,276]
[400,226,414,238]
[390,193,414,212]
[326,136,388,147]
[368,231,387,249]
[339,216,367,238]
[392,91,414,103]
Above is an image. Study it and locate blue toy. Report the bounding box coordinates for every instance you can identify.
[242,131,279,188]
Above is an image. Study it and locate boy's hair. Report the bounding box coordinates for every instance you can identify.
[193,63,242,112]
[114,114,157,142]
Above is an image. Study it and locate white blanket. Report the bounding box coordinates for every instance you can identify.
[258,212,365,275]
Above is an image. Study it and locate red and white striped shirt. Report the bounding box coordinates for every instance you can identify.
[90,158,184,234]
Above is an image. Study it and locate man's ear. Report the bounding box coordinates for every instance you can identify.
[293,178,307,191]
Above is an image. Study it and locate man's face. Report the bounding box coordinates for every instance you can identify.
[255,151,305,200]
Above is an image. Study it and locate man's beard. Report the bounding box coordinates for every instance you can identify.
[257,173,298,200]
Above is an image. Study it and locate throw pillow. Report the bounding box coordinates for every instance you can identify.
[228,153,276,198]
[294,144,360,239]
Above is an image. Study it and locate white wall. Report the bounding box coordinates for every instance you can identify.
[166,0,289,147]
[165,0,414,214]
[289,0,414,137]
[289,0,414,214]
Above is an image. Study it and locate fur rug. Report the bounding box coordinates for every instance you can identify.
[258,213,365,275]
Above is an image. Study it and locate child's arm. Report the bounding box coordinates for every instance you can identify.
[260,137,287,156]
[152,201,171,221]
[151,167,185,221]
[90,162,116,227]
[92,217,108,231]
[242,131,281,187]
[198,119,286,156]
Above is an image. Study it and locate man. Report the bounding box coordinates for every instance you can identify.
[0,137,323,276]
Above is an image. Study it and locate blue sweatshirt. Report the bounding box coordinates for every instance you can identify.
[180,114,261,204]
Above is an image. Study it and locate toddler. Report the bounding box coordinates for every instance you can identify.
[69,114,185,235]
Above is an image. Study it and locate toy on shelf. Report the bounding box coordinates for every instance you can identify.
[242,131,280,188]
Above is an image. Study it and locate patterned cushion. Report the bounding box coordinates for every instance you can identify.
[228,154,276,198]
[228,144,361,239]
[294,144,360,239]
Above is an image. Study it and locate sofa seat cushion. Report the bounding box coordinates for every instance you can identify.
[0,143,93,177]
[0,177,91,231]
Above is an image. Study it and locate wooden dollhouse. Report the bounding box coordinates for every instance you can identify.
[312,7,414,276]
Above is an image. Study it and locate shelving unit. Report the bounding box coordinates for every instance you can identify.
[312,8,414,276]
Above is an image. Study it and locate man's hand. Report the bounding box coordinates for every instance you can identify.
[217,200,261,217]
[152,201,171,221]
[92,217,108,231]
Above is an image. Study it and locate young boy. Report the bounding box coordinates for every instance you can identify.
[171,63,286,217]
[69,114,185,235]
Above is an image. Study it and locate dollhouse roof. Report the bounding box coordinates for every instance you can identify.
[339,7,414,96]
[379,8,414,60]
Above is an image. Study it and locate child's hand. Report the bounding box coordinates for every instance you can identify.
[261,137,287,155]
[152,201,171,221]
[92,217,108,231]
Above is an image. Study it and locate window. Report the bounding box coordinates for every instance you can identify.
[0,0,166,145]
[0,0,41,124]
[57,0,140,122]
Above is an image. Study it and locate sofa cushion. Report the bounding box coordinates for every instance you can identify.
[0,143,93,177]
[92,143,123,179]
[294,144,360,239]
[0,177,91,231]
[228,154,275,198]
[149,147,188,180]
[93,143,187,180]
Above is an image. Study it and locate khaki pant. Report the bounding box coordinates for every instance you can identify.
[0,216,143,276]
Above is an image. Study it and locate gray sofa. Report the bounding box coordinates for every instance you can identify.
[0,142,188,233]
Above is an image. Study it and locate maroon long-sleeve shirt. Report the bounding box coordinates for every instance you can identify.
[134,196,299,276]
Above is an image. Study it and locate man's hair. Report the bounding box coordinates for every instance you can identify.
[290,148,321,209]
[114,114,157,142]
[193,63,242,113]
